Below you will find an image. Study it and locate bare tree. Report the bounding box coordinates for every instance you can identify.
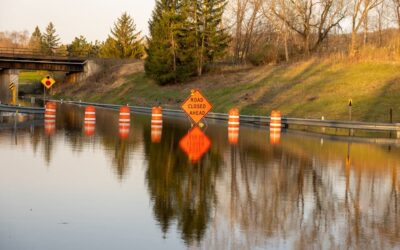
[394,0,400,30]
[269,0,346,55]
[230,0,264,63]
[350,0,383,56]
[375,0,387,46]
[232,0,249,62]
[262,0,291,61]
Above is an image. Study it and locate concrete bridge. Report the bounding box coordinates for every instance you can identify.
[0,47,93,104]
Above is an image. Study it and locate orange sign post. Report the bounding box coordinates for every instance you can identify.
[179,126,211,163]
[181,89,212,124]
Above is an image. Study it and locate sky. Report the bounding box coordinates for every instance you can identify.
[0,0,155,43]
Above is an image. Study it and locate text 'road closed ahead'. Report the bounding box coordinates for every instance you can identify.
[181,89,212,124]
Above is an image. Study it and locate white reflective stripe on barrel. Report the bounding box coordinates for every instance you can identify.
[152,114,162,117]
[228,127,239,131]
[45,108,56,112]
[229,115,239,119]
[119,119,130,122]
[120,112,130,116]
[270,128,281,132]
[85,112,96,115]
[228,121,239,125]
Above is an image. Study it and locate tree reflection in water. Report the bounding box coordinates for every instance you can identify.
[2,105,399,249]
[143,122,222,245]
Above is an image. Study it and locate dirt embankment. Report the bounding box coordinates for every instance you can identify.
[53,58,400,122]
[54,59,144,98]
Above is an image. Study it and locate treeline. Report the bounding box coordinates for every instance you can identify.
[228,0,400,64]
[2,0,400,85]
[0,12,143,59]
[144,0,400,84]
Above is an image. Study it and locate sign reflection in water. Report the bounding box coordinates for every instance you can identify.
[0,104,400,249]
[179,126,212,163]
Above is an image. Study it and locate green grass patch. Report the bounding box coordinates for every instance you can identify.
[56,59,400,122]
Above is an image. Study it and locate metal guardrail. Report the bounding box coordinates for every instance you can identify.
[0,119,44,130]
[0,104,44,114]
[60,100,400,132]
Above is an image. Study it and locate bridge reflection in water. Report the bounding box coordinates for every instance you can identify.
[0,104,399,250]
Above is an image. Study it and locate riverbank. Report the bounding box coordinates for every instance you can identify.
[52,58,400,123]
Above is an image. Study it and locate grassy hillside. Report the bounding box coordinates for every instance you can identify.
[53,58,400,122]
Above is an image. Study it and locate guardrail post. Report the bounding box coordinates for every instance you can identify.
[397,125,400,139]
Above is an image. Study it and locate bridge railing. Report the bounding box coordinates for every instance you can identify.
[0,47,89,59]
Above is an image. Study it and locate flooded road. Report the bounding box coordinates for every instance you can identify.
[1,104,400,250]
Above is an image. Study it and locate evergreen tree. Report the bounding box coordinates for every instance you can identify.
[99,37,116,58]
[28,26,42,51]
[67,35,93,57]
[105,12,144,59]
[145,0,183,84]
[195,0,230,76]
[42,22,60,55]
[145,0,230,84]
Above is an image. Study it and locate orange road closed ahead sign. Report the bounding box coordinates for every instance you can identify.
[179,126,211,163]
[181,89,212,124]
[41,75,56,89]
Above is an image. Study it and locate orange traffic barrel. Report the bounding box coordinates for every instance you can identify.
[119,106,131,139]
[270,110,281,132]
[270,110,281,144]
[44,102,56,135]
[151,106,163,143]
[228,108,239,145]
[84,106,96,137]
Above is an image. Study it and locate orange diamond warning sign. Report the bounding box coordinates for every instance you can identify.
[181,89,212,124]
[179,126,211,163]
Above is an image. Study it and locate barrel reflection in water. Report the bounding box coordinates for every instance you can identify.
[0,103,400,250]
[84,105,96,137]
[119,106,130,139]
[228,108,240,145]
[151,106,162,143]
[44,102,56,135]
[270,110,281,144]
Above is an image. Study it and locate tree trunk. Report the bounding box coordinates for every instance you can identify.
[363,14,368,46]
[283,21,289,62]
[284,30,289,62]
[397,6,400,32]
[304,34,310,56]
[350,30,357,57]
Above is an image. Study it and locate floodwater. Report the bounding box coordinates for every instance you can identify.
[0,104,399,250]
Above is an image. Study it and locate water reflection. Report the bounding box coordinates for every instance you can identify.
[0,104,399,249]
[143,121,221,245]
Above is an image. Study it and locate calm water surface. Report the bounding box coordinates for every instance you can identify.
[1,104,399,250]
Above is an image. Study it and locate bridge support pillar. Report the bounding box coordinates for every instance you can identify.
[65,60,100,84]
[0,69,19,104]
[65,72,85,84]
